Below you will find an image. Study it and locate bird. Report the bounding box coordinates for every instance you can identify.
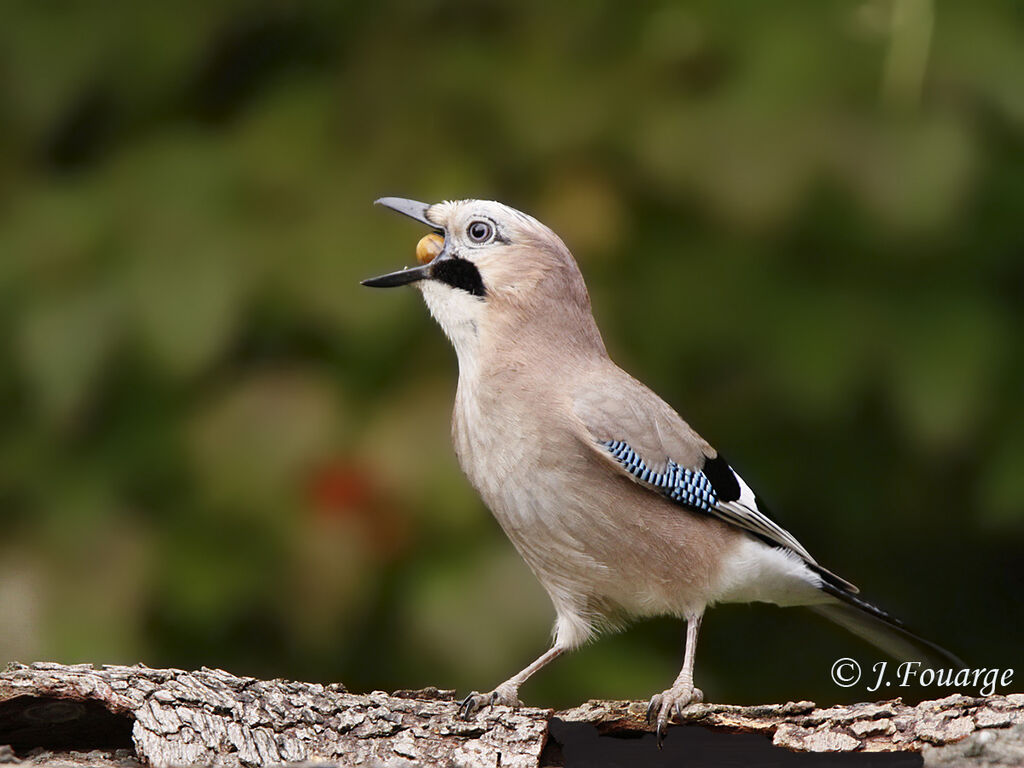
[361,196,962,744]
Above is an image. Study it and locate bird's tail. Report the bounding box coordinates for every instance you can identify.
[810,582,964,669]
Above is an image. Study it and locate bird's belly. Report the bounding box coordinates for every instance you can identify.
[457,429,734,631]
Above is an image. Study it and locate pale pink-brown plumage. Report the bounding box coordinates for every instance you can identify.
[363,197,962,743]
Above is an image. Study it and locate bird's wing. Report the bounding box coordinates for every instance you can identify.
[572,369,858,591]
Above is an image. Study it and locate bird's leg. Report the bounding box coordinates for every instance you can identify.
[647,613,704,747]
[459,644,565,718]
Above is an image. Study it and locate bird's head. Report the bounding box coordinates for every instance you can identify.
[363,197,599,358]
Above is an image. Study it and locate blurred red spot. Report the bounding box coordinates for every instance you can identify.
[305,457,411,558]
[307,459,374,518]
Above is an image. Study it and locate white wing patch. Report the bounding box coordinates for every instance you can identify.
[717,471,815,562]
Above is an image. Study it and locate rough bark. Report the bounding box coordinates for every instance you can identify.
[0,662,1021,767]
[558,695,1024,753]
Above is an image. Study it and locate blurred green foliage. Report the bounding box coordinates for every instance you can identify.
[0,0,1021,708]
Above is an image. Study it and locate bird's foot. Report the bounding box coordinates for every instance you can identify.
[458,682,523,719]
[646,683,703,747]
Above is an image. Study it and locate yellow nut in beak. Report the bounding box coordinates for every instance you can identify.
[415,233,444,265]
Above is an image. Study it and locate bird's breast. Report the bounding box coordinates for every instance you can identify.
[451,382,547,520]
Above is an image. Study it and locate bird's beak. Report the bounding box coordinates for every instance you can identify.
[362,197,446,289]
[360,261,434,288]
[373,197,442,230]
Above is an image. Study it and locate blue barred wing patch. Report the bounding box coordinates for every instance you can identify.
[599,437,820,564]
[601,439,719,513]
[597,438,867,592]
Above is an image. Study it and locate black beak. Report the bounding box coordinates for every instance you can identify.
[374,197,442,231]
[361,262,433,288]
[362,197,445,289]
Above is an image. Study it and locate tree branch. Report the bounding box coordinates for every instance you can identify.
[0,663,1020,767]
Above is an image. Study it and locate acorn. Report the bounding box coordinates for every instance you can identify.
[415,233,444,265]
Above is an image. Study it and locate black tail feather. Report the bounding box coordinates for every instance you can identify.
[814,581,964,669]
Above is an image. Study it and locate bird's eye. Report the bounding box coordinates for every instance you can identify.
[467,220,494,243]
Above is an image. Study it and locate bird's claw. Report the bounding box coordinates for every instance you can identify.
[459,691,490,719]
[646,685,703,747]
[458,684,522,719]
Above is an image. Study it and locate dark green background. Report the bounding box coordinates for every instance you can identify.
[1,1,1020,707]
